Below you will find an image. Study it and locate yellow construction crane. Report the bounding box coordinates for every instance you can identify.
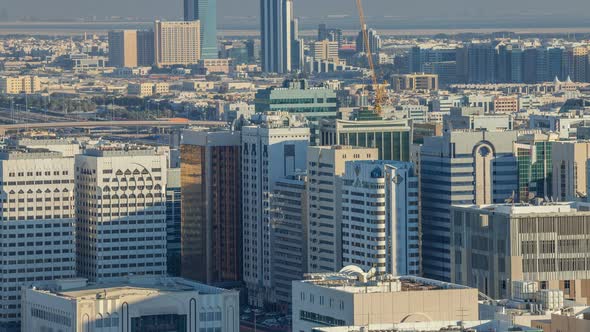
[355,0,384,116]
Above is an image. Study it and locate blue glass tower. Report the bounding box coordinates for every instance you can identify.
[184,0,218,59]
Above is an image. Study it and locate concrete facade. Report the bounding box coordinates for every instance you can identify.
[292,271,478,332]
[21,277,239,332]
[306,146,379,273]
[451,202,590,303]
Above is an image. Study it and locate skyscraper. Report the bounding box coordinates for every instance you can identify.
[180,130,242,285]
[108,30,138,68]
[75,145,168,282]
[241,112,310,307]
[0,146,77,330]
[341,160,420,276]
[420,131,519,281]
[108,30,154,67]
[184,0,218,59]
[260,0,295,73]
[306,146,379,274]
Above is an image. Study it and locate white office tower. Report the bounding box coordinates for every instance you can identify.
[75,145,168,282]
[307,146,379,274]
[241,112,310,307]
[341,161,419,276]
[0,147,75,330]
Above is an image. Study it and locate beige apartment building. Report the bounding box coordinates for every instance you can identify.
[0,76,41,94]
[532,312,590,332]
[292,268,479,332]
[127,82,169,97]
[310,40,339,62]
[451,202,590,304]
[392,73,439,91]
[552,141,590,201]
[154,20,201,67]
[306,146,379,273]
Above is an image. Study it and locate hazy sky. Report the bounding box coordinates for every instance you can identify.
[2,0,590,22]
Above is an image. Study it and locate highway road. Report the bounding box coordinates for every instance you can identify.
[0,120,227,134]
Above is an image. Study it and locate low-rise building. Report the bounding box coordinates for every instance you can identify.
[292,268,479,332]
[128,82,170,97]
[0,75,41,94]
[313,321,542,332]
[21,277,240,332]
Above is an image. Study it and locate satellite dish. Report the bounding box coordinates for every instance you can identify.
[528,192,536,201]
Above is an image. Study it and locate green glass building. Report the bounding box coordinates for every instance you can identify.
[319,112,412,161]
[514,133,558,202]
[255,79,338,144]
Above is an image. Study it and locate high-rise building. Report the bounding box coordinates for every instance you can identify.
[547,47,564,80]
[510,47,524,83]
[108,30,138,68]
[136,30,155,66]
[409,46,457,74]
[241,112,310,307]
[75,145,168,283]
[341,160,420,276]
[552,141,590,201]
[166,168,182,276]
[392,73,439,91]
[0,147,76,330]
[260,0,295,73]
[180,130,242,285]
[307,146,379,274]
[451,202,590,304]
[154,20,201,67]
[319,117,412,161]
[456,43,496,83]
[514,133,558,202]
[317,24,343,47]
[355,26,381,54]
[270,174,308,308]
[310,40,339,62]
[422,61,457,86]
[563,46,589,82]
[184,0,218,59]
[255,79,338,144]
[420,131,520,281]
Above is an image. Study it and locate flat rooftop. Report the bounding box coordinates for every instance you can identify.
[311,320,540,332]
[300,272,471,294]
[32,277,230,301]
[453,202,590,216]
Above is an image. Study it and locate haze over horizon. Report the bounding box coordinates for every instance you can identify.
[0,0,590,28]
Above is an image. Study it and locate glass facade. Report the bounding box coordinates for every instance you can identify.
[184,0,218,59]
[517,141,552,202]
[180,144,242,284]
[131,314,187,332]
[166,185,182,276]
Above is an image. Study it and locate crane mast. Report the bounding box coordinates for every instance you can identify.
[355,0,384,116]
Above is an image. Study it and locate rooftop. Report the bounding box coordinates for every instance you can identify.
[300,266,471,294]
[31,277,230,301]
[311,320,541,332]
[0,146,63,160]
[453,202,590,216]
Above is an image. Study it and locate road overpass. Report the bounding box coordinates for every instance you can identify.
[0,120,227,135]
